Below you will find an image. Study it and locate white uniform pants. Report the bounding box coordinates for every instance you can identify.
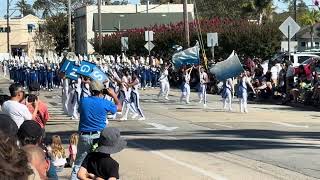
[180,83,190,103]
[223,90,232,111]
[199,84,207,104]
[122,90,137,118]
[240,93,248,113]
[68,90,79,119]
[62,88,69,114]
[158,81,170,99]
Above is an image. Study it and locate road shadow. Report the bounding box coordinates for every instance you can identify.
[44,129,320,152]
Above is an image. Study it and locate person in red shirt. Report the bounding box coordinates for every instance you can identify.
[26,82,50,129]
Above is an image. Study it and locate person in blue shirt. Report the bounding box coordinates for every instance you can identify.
[71,80,121,180]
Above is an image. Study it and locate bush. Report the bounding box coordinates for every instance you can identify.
[93,18,282,60]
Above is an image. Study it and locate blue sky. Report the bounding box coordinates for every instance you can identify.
[0,0,314,18]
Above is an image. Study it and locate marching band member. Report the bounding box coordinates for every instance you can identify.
[158,63,171,100]
[222,78,234,112]
[120,70,137,120]
[124,72,145,121]
[238,71,256,113]
[180,65,194,104]
[198,66,209,107]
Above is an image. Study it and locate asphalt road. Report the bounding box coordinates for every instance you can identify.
[1,77,319,180]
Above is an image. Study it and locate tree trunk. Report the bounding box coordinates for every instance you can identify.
[258,13,263,25]
[311,26,314,49]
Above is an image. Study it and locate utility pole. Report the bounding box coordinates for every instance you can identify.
[294,0,297,41]
[7,0,10,54]
[98,0,102,51]
[183,0,190,47]
[68,0,72,51]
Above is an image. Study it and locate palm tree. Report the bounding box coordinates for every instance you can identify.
[16,0,35,17]
[242,0,274,24]
[301,10,320,49]
[33,0,56,18]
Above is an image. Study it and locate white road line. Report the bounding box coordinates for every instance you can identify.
[145,123,178,131]
[129,141,228,180]
[215,124,233,129]
[270,122,309,128]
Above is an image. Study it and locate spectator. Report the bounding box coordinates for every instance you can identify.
[0,113,18,138]
[71,80,121,180]
[270,63,279,86]
[48,135,67,172]
[68,133,79,167]
[2,83,39,128]
[77,127,126,180]
[17,120,58,179]
[0,132,34,180]
[26,82,50,129]
[23,145,50,180]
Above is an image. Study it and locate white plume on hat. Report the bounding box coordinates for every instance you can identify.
[83,55,88,61]
[140,56,145,65]
[116,55,120,64]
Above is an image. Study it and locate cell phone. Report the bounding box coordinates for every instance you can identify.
[27,94,38,103]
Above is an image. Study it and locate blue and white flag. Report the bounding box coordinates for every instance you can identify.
[172,44,200,68]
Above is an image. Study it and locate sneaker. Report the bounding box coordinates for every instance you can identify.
[138,117,145,121]
[131,114,139,119]
[120,117,128,121]
[203,104,207,108]
[198,100,203,104]
[165,97,169,100]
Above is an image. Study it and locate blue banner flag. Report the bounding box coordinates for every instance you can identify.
[210,52,244,81]
[172,45,200,68]
[77,61,96,77]
[60,60,73,72]
[65,63,80,80]
[90,67,108,83]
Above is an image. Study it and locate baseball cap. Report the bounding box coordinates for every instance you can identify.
[17,120,43,140]
[90,80,104,92]
[0,113,18,137]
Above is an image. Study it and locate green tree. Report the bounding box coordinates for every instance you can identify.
[140,0,180,4]
[241,0,273,24]
[33,0,60,18]
[16,0,35,16]
[301,10,320,49]
[34,13,69,53]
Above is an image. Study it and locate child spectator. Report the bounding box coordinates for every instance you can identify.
[77,127,126,180]
[48,135,67,172]
[68,133,79,167]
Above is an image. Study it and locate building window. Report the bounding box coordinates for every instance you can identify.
[315,42,320,48]
[0,27,10,33]
[301,42,306,47]
[27,24,35,33]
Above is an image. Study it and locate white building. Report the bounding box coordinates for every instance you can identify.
[74,4,194,54]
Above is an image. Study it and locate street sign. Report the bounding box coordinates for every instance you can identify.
[279,16,301,40]
[279,17,300,62]
[144,41,155,51]
[145,31,154,42]
[207,33,218,47]
[121,37,129,51]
